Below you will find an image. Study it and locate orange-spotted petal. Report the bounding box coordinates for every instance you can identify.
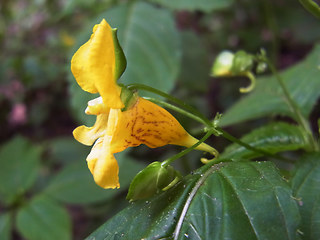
[86,136,120,189]
[109,97,213,153]
[71,19,124,109]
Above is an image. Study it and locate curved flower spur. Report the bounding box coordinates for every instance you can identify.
[71,19,217,189]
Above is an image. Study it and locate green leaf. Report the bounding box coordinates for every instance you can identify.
[0,213,12,240]
[178,31,211,92]
[291,153,320,240]
[220,44,320,126]
[221,122,308,160]
[48,137,89,164]
[104,2,181,96]
[148,0,233,12]
[299,0,320,19]
[44,151,145,204]
[0,136,41,205]
[16,195,71,240]
[69,81,98,126]
[278,5,320,43]
[87,161,300,240]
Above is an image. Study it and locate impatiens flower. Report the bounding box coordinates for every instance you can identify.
[71,19,215,189]
[211,50,256,93]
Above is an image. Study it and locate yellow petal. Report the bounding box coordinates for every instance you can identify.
[110,97,202,152]
[85,96,109,115]
[73,114,109,146]
[86,137,120,189]
[71,19,124,109]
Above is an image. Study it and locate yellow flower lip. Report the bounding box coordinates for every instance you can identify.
[71,19,124,109]
[73,96,215,189]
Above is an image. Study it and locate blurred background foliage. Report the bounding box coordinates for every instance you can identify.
[0,0,319,239]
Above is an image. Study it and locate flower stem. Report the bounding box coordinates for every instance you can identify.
[143,97,208,126]
[239,71,256,93]
[162,129,216,167]
[127,84,211,126]
[265,58,318,151]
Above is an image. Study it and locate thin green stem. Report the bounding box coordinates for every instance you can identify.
[239,71,256,93]
[127,84,211,126]
[143,97,208,126]
[265,58,318,151]
[162,129,215,167]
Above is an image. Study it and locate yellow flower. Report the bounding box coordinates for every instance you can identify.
[71,19,124,109]
[71,19,215,189]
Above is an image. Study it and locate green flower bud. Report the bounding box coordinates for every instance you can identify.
[126,162,181,201]
[211,51,234,76]
[212,50,258,93]
[231,50,254,74]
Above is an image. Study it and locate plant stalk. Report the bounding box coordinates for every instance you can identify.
[265,59,318,151]
[162,129,216,167]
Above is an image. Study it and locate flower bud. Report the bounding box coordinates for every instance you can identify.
[126,162,181,201]
[231,50,254,74]
[211,51,234,76]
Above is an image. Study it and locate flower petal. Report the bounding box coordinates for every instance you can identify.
[85,96,109,115]
[73,114,109,146]
[86,137,120,189]
[110,97,201,152]
[71,19,124,109]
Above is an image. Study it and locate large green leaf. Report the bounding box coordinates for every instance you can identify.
[148,0,233,12]
[103,2,181,95]
[291,153,320,240]
[87,161,300,240]
[16,195,71,240]
[221,122,308,160]
[0,213,12,240]
[48,137,89,164]
[220,44,320,126]
[0,136,41,205]
[44,151,145,204]
[69,82,98,126]
[177,31,211,92]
